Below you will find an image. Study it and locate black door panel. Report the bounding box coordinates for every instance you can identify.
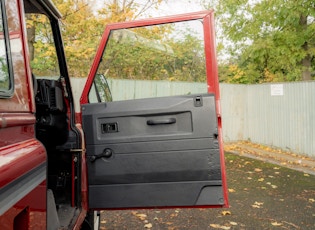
[86,149,221,184]
[89,183,223,209]
[82,94,224,209]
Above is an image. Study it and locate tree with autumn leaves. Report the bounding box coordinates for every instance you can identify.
[28,0,315,83]
[203,0,315,83]
[28,0,208,83]
[27,0,164,78]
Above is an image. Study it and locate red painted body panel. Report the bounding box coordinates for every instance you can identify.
[0,0,33,112]
[0,115,46,229]
[0,138,46,188]
[0,183,46,229]
[0,123,34,148]
[0,0,47,228]
[0,113,35,128]
[0,123,47,228]
[203,12,229,207]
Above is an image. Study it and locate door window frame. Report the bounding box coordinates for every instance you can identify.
[0,0,14,98]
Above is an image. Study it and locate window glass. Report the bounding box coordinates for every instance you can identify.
[26,14,60,79]
[94,19,207,101]
[89,73,113,103]
[0,2,13,96]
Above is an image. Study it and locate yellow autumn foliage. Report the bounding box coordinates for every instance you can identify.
[28,0,164,78]
[226,64,246,83]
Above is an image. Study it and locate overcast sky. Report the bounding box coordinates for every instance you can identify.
[92,0,204,18]
[142,0,204,17]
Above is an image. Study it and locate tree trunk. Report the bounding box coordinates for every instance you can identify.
[301,49,311,81]
[300,15,311,81]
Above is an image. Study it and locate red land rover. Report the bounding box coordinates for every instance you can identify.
[0,0,228,229]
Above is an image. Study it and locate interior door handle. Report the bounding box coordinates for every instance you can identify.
[90,148,113,162]
[147,118,176,125]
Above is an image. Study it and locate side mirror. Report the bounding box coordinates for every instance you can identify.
[88,72,112,103]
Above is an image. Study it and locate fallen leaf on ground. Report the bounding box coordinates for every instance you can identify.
[209,224,231,229]
[221,211,231,216]
[254,201,264,205]
[229,221,238,226]
[254,168,262,172]
[309,198,315,203]
[134,213,147,221]
[170,213,178,217]
[252,201,264,208]
[304,173,310,177]
[228,188,236,193]
[144,223,153,228]
[167,227,176,230]
[271,222,282,226]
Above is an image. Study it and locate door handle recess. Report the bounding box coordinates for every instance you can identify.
[147,118,176,125]
[102,122,118,133]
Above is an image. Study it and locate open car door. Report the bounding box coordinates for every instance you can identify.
[80,11,228,209]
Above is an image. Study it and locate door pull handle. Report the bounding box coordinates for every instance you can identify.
[147,118,176,125]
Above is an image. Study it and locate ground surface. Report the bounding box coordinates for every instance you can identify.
[100,143,315,230]
[224,141,315,176]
